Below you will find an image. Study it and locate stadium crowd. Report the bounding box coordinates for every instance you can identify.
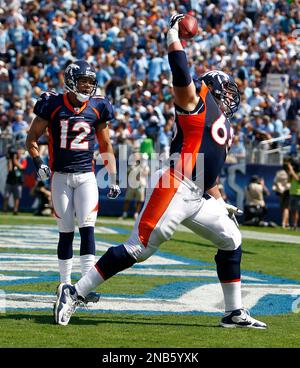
[0,0,299,163]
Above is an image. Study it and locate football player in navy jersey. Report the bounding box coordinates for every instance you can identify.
[53,16,266,329]
[26,60,121,303]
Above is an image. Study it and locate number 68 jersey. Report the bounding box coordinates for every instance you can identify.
[170,81,234,192]
[33,92,114,173]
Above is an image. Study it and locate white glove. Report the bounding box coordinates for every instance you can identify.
[167,13,185,47]
[217,197,243,228]
[33,156,51,181]
[224,203,243,216]
[107,184,121,199]
[37,164,52,181]
[169,13,185,31]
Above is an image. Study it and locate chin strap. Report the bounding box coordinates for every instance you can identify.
[76,93,90,102]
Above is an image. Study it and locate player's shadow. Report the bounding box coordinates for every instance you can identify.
[0,313,218,328]
[173,238,256,254]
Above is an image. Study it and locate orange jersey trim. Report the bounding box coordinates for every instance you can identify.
[92,107,100,120]
[48,124,54,170]
[50,105,62,121]
[63,93,88,114]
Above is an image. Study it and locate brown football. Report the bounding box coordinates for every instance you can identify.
[178,14,198,40]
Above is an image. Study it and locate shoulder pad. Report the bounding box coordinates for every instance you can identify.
[34,91,62,120]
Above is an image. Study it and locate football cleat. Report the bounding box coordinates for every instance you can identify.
[82,291,100,304]
[54,283,80,326]
[220,309,267,329]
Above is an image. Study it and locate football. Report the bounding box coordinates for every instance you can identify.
[178,14,198,40]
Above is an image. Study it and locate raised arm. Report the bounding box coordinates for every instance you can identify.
[167,14,199,111]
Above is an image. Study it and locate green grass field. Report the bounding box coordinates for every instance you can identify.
[0,213,300,348]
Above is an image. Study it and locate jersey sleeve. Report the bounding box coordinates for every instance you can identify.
[33,92,59,121]
[95,97,115,125]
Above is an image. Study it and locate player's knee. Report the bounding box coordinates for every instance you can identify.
[140,220,171,247]
[218,226,242,251]
[136,244,157,262]
[57,222,75,233]
[78,212,97,228]
[124,235,157,263]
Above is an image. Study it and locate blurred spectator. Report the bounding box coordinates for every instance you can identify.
[226,135,246,164]
[0,60,12,99]
[243,175,276,227]
[247,88,265,109]
[11,109,29,147]
[121,152,150,220]
[12,70,32,108]
[0,0,298,165]
[30,179,52,216]
[272,157,291,229]
[286,158,300,230]
[3,146,27,215]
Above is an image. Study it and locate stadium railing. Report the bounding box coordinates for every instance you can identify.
[256,135,292,165]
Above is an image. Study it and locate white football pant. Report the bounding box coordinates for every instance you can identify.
[124,168,242,262]
[51,172,99,232]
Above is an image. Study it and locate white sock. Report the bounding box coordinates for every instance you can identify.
[75,266,104,297]
[58,258,73,284]
[220,281,242,313]
[80,254,95,277]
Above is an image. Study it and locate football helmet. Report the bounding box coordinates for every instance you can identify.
[64,60,97,102]
[199,70,240,118]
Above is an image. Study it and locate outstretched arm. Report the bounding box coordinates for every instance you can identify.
[167,14,199,111]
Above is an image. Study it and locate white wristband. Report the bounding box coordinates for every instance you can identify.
[167,29,179,47]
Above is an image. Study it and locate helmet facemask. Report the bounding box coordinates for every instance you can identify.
[199,70,241,118]
[214,80,240,118]
[74,75,97,102]
[64,61,98,103]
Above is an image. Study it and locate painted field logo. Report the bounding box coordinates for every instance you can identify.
[292,297,300,314]
[0,290,5,313]
[0,225,300,316]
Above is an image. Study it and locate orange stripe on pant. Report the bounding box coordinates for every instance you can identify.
[138,169,180,247]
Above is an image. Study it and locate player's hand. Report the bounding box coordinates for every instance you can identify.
[37,164,51,181]
[217,198,243,228]
[224,203,243,216]
[107,184,121,199]
[224,204,243,228]
[169,13,185,32]
[33,156,51,181]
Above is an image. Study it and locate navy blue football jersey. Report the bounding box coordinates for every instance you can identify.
[170,81,233,191]
[33,92,114,173]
